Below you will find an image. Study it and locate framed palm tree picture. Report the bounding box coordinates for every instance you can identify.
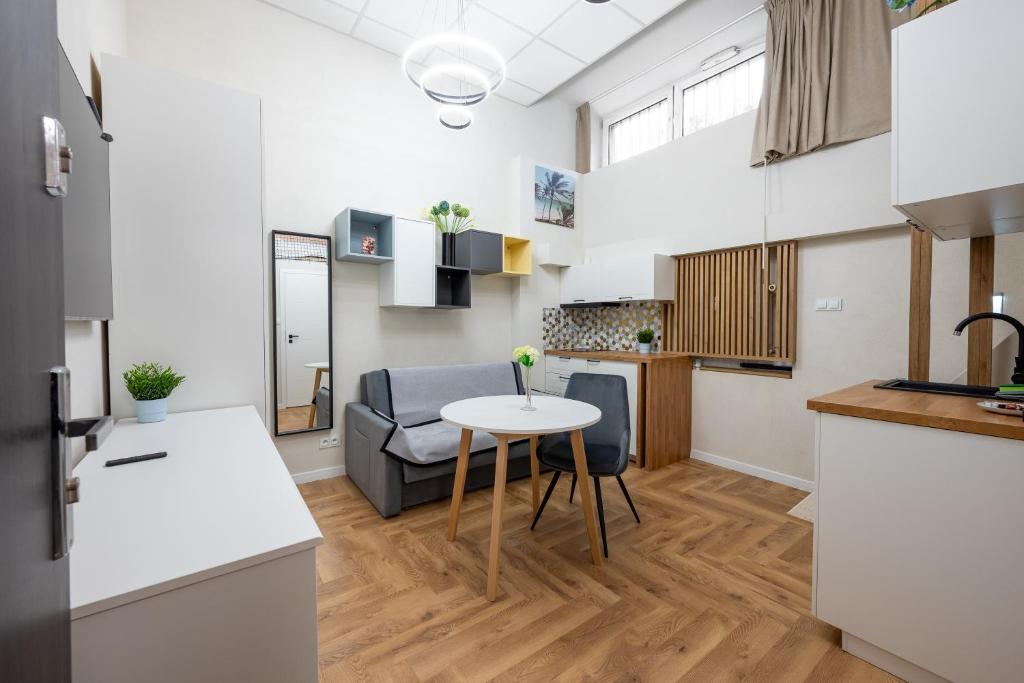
[534,166,576,228]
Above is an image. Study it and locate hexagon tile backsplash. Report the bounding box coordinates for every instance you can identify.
[542,302,663,352]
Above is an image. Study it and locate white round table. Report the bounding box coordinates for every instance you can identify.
[440,394,603,601]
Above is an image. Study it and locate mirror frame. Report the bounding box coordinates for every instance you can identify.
[271,230,334,437]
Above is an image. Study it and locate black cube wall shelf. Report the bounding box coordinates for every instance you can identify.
[435,266,471,309]
[454,229,503,275]
[335,207,394,263]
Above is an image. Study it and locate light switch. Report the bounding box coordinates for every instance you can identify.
[827,297,843,311]
[815,298,828,311]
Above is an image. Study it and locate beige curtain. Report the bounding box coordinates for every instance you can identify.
[575,102,592,174]
[751,0,908,165]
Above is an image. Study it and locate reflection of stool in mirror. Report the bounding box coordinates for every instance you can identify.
[305,362,330,428]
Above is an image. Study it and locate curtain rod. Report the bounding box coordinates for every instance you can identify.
[588,4,766,105]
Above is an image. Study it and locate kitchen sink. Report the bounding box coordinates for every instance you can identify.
[875,378,999,398]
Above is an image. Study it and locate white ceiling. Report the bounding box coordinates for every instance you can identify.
[258,0,691,106]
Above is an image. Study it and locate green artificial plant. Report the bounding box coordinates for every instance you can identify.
[427,200,475,234]
[122,362,186,401]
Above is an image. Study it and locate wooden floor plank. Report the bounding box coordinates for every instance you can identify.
[299,460,893,682]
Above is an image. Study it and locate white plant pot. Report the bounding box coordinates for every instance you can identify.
[637,342,652,353]
[136,398,168,423]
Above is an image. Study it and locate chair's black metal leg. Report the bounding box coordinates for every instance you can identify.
[569,473,577,504]
[616,475,641,523]
[594,476,608,558]
[531,471,561,531]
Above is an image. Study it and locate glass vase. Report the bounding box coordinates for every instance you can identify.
[522,365,536,411]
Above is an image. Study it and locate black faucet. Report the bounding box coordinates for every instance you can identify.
[953,312,1024,384]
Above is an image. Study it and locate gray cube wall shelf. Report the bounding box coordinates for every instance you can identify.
[454,229,503,275]
[435,266,471,309]
[336,207,394,263]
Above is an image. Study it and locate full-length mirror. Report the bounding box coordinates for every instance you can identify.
[272,231,333,436]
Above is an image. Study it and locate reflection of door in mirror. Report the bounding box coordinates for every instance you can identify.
[272,232,333,436]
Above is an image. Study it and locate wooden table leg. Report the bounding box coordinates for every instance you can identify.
[486,434,510,601]
[569,429,603,567]
[306,368,323,428]
[446,429,473,541]
[529,435,540,515]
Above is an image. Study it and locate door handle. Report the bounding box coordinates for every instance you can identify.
[50,369,112,559]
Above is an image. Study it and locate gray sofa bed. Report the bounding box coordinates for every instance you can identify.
[345,362,542,518]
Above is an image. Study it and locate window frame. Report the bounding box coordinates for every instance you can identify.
[598,42,767,168]
[674,44,766,139]
[602,87,674,167]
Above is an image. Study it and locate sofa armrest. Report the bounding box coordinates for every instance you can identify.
[344,402,403,518]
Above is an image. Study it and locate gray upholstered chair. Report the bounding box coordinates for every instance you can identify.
[531,373,640,557]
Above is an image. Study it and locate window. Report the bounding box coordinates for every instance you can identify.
[607,96,672,165]
[601,46,765,167]
[680,53,764,136]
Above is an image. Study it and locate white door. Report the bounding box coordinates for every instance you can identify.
[281,268,329,407]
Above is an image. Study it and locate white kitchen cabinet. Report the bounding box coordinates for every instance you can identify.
[545,372,571,396]
[560,254,673,304]
[892,0,1024,239]
[581,359,639,457]
[813,413,1024,683]
[560,262,601,304]
[545,354,586,375]
[380,217,435,307]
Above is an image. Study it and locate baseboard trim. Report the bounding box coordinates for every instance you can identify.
[690,449,814,492]
[292,465,346,485]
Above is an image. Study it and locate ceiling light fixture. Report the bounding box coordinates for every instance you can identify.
[438,106,474,130]
[700,46,741,71]
[584,0,614,3]
[401,1,506,130]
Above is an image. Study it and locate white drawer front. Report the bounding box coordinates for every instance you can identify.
[545,372,572,396]
[546,355,586,374]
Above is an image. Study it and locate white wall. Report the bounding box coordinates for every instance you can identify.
[58,0,127,465]
[578,111,906,261]
[122,0,576,476]
[693,228,1024,482]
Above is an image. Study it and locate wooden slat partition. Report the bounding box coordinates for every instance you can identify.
[669,242,798,363]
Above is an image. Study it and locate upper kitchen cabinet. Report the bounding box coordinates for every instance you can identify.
[560,254,673,305]
[892,0,1024,240]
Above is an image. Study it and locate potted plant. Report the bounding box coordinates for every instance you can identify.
[513,345,540,411]
[427,200,475,265]
[122,362,186,423]
[636,327,655,354]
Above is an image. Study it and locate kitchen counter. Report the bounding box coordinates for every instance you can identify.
[807,379,1024,441]
[808,382,1024,682]
[545,349,691,364]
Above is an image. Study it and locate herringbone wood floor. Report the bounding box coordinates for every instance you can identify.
[299,459,898,682]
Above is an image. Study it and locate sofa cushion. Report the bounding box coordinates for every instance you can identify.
[383,418,526,468]
[385,362,522,427]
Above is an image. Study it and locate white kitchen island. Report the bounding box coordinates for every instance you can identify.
[808,382,1024,683]
[70,406,322,683]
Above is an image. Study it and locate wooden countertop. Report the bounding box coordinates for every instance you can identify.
[545,349,691,363]
[807,380,1024,441]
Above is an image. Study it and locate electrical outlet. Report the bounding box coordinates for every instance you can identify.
[329,436,339,447]
[319,437,331,449]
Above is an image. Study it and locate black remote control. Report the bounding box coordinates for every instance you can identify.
[105,451,167,467]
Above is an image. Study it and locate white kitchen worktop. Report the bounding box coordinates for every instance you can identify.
[70,406,322,619]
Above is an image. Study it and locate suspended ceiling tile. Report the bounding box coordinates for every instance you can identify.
[613,0,689,25]
[542,3,644,64]
[362,0,438,37]
[263,0,358,34]
[495,79,544,107]
[352,16,417,57]
[460,5,533,61]
[325,0,367,13]
[475,0,577,35]
[507,40,585,93]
